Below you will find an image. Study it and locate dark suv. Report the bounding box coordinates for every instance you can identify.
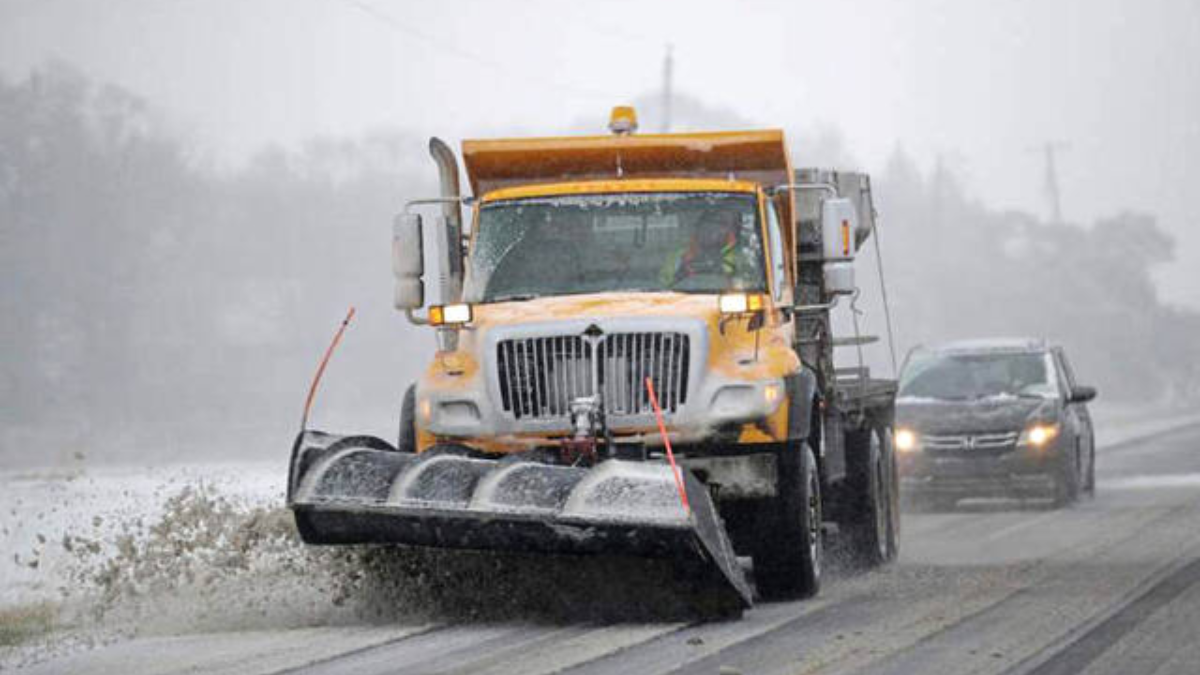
[895,339,1097,508]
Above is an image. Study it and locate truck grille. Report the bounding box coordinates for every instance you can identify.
[496,332,690,420]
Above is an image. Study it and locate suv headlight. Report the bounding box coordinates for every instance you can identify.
[1019,422,1060,448]
[895,427,920,453]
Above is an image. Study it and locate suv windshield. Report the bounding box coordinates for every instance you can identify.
[898,351,1058,401]
[462,192,766,303]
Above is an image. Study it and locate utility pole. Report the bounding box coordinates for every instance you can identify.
[1036,141,1070,224]
[932,154,946,236]
[661,44,674,133]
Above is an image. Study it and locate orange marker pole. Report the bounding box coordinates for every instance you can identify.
[300,307,356,432]
[645,377,690,514]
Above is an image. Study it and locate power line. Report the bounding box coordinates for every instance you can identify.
[661,44,673,132]
[342,0,625,101]
[580,19,663,48]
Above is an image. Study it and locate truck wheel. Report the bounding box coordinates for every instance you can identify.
[397,384,416,453]
[754,442,822,600]
[1052,445,1080,507]
[848,426,897,566]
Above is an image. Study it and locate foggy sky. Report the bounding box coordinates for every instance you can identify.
[3,0,1198,306]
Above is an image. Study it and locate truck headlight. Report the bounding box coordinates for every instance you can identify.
[895,427,919,453]
[1019,422,1060,448]
[711,380,784,419]
[718,293,763,314]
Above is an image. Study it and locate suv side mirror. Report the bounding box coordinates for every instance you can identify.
[1069,385,1097,403]
[393,213,425,310]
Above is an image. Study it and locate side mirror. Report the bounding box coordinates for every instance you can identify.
[821,198,859,261]
[823,261,855,295]
[820,199,860,296]
[1069,385,1097,403]
[393,213,425,310]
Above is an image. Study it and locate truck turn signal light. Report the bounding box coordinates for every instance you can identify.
[429,303,472,326]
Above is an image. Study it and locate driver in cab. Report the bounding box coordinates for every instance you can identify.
[660,209,746,288]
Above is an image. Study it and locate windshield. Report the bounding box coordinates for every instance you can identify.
[462,192,766,303]
[898,351,1059,401]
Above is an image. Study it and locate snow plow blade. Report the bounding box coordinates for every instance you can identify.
[288,431,753,611]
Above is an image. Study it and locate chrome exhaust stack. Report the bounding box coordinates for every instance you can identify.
[429,137,464,304]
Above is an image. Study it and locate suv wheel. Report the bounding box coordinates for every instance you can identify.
[1052,445,1080,507]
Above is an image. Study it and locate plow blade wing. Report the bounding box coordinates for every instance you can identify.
[288,431,752,610]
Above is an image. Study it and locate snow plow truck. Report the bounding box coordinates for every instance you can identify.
[287,107,899,616]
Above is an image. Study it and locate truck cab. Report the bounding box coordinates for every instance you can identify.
[398,109,898,592]
[414,178,798,454]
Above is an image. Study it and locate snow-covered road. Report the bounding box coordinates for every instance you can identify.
[3,408,1200,673]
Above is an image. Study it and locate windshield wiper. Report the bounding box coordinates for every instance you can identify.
[966,392,1046,401]
[489,293,540,303]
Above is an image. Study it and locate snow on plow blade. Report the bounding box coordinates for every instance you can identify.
[288,431,753,611]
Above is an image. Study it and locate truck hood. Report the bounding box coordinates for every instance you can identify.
[896,396,1059,434]
[470,291,724,328]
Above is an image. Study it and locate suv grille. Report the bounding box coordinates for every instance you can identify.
[923,431,1019,455]
[496,332,690,420]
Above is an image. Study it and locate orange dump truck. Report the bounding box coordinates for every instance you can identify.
[287,108,899,615]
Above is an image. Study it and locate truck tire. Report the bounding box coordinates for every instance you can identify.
[846,425,898,566]
[397,384,416,453]
[753,442,822,600]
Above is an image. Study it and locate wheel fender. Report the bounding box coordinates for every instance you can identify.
[784,368,820,443]
[398,383,417,453]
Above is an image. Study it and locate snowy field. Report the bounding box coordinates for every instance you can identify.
[0,460,460,667]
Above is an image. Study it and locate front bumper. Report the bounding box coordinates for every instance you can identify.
[422,377,784,440]
[899,444,1060,499]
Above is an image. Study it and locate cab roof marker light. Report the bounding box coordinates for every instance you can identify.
[608,106,638,135]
